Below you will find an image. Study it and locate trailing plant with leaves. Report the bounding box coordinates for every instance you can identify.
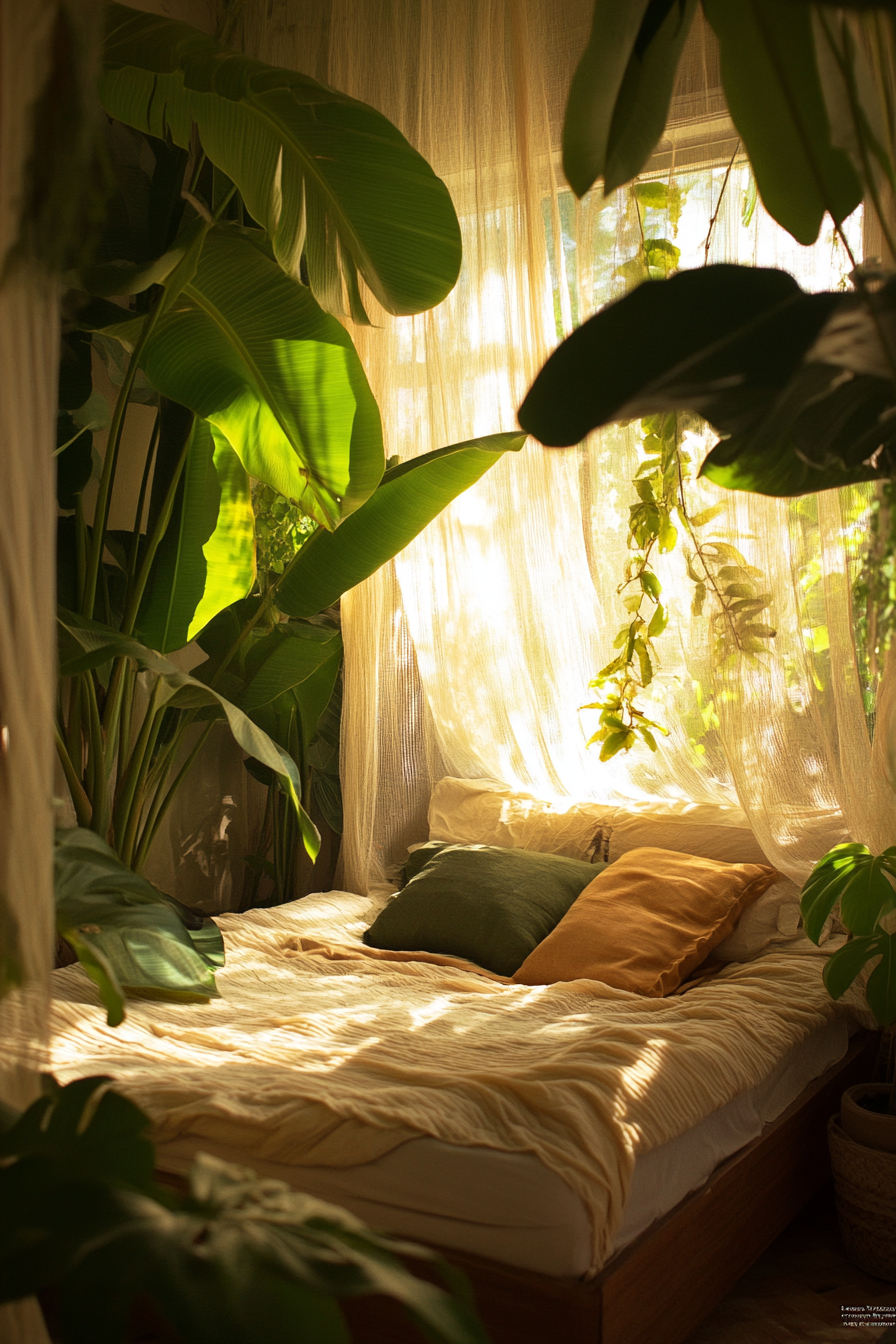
[0,1076,489,1344]
[583,179,776,762]
[55,4,522,938]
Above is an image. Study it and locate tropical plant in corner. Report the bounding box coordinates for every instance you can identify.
[56,4,524,986]
[0,1075,489,1344]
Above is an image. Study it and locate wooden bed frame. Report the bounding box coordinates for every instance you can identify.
[340,1030,877,1344]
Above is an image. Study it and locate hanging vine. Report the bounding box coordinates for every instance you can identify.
[585,168,776,763]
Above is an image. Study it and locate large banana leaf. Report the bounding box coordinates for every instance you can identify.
[518,265,835,443]
[94,227,384,529]
[100,3,462,320]
[276,432,528,619]
[702,0,862,244]
[55,828,224,1026]
[57,610,319,858]
[519,263,896,497]
[136,419,256,653]
[564,0,697,197]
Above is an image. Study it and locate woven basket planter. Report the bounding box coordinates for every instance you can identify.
[829,1116,896,1282]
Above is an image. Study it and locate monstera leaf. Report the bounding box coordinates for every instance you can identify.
[0,1079,489,1344]
[55,828,225,1026]
[99,3,462,320]
[90,226,384,529]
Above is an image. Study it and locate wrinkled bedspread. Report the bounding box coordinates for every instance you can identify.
[50,889,843,1270]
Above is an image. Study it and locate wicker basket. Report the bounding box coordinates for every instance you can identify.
[829,1116,896,1282]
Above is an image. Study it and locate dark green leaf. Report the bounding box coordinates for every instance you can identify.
[519,265,835,448]
[562,0,652,196]
[839,855,896,935]
[823,935,879,1000]
[702,0,862,243]
[602,0,698,194]
[866,933,896,1026]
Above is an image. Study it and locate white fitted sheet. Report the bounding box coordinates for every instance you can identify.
[156,1014,850,1278]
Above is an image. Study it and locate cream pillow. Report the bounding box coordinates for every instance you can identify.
[712,876,844,961]
[428,777,770,867]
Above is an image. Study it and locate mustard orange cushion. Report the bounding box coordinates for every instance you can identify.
[512,847,778,996]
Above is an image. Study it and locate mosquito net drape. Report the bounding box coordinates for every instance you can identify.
[242,2,894,892]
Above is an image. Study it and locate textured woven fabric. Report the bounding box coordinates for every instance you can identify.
[51,890,841,1272]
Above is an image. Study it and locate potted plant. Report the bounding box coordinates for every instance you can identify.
[797,843,896,1280]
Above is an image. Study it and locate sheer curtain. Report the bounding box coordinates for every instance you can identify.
[242,2,892,891]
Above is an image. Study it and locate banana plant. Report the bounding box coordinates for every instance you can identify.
[196,433,528,906]
[56,3,522,956]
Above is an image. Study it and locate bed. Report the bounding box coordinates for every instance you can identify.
[48,779,869,1344]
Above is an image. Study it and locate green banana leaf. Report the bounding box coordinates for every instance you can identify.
[238,623,343,716]
[99,3,462,320]
[136,419,256,653]
[564,0,697,197]
[92,226,384,528]
[55,828,225,1026]
[702,0,862,244]
[519,263,896,497]
[196,619,342,776]
[275,431,528,618]
[57,610,319,859]
[518,264,836,440]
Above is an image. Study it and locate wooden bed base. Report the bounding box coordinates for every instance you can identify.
[341,1031,877,1344]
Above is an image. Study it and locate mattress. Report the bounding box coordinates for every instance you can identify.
[153,1014,850,1278]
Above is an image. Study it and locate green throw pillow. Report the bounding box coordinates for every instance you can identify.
[364,843,605,977]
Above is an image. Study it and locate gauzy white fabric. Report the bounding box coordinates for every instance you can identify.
[236,1,892,895]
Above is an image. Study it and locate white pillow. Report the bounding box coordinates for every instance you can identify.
[428,776,771,867]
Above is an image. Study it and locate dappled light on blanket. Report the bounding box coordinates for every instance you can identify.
[49,893,843,1273]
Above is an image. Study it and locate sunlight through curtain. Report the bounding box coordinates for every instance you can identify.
[243,2,893,891]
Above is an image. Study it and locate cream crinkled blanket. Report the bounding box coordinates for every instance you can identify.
[50,889,842,1271]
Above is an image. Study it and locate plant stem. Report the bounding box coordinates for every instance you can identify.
[127,409,160,595]
[121,423,193,636]
[82,300,165,620]
[113,678,163,853]
[675,454,746,654]
[703,141,740,266]
[55,723,92,827]
[133,721,215,872]
[83,675,107,834]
